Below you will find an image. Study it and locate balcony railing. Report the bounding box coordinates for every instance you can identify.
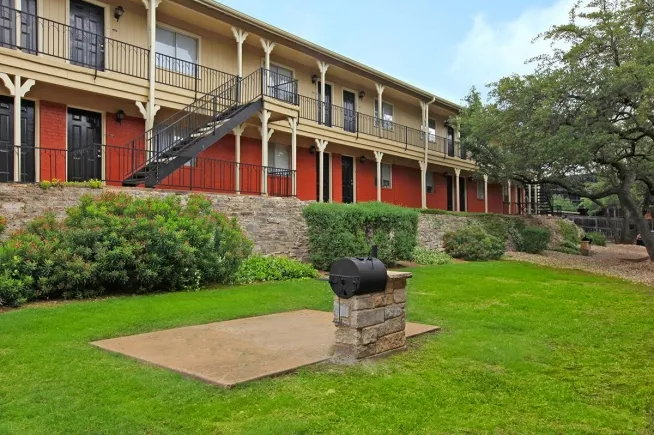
[0,5,236,96]
[297,95,467,159]
[0,144,294,197]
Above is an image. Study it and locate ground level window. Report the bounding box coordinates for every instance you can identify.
[426,171,434,193]
[477,180,485,200]
[376,163,392,188]
[268,143,290,173]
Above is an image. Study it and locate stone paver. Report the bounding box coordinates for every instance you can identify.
[92,309,439,388]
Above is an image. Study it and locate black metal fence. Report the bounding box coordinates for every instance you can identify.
[0,5,235,95]
[0,144,294,197]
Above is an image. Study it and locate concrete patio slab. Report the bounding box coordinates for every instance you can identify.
[92,309,439,388]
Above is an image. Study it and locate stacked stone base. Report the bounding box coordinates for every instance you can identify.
[332,271,411,361]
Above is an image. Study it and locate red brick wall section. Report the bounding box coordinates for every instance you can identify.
[331,153,342,203]
[487,183,504,214]
[296,148,316,201]
[467,179,485,213]
[39,101,67,182]
[105,114,145,185]
[356,159,377,202]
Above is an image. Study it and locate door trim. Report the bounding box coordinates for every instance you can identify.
[66,104,106,181]
[65,0,111,68]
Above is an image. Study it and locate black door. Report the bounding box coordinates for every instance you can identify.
[343,90,356,133]
[68,108,101,181]
[342,155,354,204]
[70,0,104,70]
[318,82,332,127]
[20,0,37,54]
[447,126,455,157]
[0,0,15,48]
[0,96,35,183]
[0,97,13,182]
[446,174,453,211]
[459,177,466,212]
[315,152,330,202]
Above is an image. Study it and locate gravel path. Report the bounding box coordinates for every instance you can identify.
[506,244,654,287]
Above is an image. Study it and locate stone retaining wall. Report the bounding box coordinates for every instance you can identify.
[417,214,469,251]
[0,184,309,260]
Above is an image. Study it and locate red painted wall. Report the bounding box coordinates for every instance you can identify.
[467,179,485,213]
[331,153,342,203]
[39,101,67,181]
[488,183,504,214]
[105,114,145,185]
[427,173,449,210]
[380,164,421,208]
[356,159,377,202]
[296,149,316,201]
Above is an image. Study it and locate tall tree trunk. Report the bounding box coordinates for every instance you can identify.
[620,208,632,244]
[618,186,654,260]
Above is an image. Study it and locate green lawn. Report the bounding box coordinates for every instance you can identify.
[1,262,653,434]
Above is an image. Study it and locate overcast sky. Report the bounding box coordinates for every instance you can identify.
[218,0,576,104]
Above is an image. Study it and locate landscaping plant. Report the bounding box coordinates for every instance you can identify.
[517,227,552,254]
[0,216,6,234]
[443,224,505,261]
[411,246,453,266]
[230,255,318,285]
[0,192,252,307]
[303,202,418,269]
[584,232,607,247]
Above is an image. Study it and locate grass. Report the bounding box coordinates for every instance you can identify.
[1,262,653,434]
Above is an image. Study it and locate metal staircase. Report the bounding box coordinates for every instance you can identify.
[122,69,266,188]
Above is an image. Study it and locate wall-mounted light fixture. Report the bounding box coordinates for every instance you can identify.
[359,155,366,164]
[115,109,125,124]
[311,74,318,84]
[358,90,365,100]
[309,145,316,154]
[113,6,125,21]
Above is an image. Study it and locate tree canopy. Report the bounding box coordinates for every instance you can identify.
[459,0,654,259]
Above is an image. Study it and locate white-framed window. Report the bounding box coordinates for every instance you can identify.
[426,171,434,193]
[374,100,394,130]
[155,26,199,74]
[378,163,392,188]
[268,64,295,103]
[477,180,485,200]
[502,183,509,201]
[268,143,290,171]
[428,118,436,143]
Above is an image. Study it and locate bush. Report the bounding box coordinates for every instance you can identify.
[552,240,581,255]
[411,246,453,266]
[231,256,318,285]
[584,232,607,246]
[443,224,505,261]
[0,192,252,306]
[303,202,419,270]
[517,227,551,254]
[0,216,6,234]
[558,220,581,245]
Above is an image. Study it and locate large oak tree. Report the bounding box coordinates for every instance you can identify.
[460,0,654,260]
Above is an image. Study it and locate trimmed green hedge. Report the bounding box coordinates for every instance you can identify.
[303,202,419,270]
[0,193,252,307]
[517,227,551,254]
[443,224,505,261]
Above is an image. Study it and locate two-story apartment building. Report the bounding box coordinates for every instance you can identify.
[0,0,527,213]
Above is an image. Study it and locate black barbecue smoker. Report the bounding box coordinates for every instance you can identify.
[328,246,388,299]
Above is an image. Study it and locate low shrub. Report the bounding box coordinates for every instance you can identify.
[443,224,505,261]
[411,246,453,266]
[517,227,551,254]
[0,192,252,306]
[39,178,103,189]
[231,256,318,285]
[552,240,581,255]
[0,216,6,234]
[584,232,607,246]
[558,220,581,245]
[303,202,419,270]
